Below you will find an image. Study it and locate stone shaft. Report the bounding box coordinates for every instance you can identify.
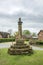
[18,18,22,38]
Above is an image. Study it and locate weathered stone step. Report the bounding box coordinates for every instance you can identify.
[10,45,30,48]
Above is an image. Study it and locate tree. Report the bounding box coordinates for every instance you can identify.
[8,29,12,35]
[14,31,19,37]
[23,30,31,35]
[32,33,36,36]
[8,29,13,38]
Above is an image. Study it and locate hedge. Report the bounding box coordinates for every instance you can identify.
[36,40,43,45]
[0,38,15,43]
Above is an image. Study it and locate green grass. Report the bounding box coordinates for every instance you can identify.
[0,49,43,65]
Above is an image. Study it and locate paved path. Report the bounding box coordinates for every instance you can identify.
[0,42,43,50]
[31,45,43,50]
[0,42,13,48]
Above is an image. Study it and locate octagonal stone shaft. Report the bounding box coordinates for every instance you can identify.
[18,18,22,39]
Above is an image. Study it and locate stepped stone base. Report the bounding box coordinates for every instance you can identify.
[8,39,33,55]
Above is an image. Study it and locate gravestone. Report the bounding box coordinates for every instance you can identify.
[8,18,33,55]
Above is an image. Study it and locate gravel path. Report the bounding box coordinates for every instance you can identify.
[0,42,43,50]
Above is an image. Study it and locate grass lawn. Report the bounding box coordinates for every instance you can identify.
[0,49,43,65]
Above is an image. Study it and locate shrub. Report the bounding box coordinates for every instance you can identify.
[36,40,43,45]
[25,39,29,41]
[0,38,15,43]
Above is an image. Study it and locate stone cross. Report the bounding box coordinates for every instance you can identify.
[18,18,22,39]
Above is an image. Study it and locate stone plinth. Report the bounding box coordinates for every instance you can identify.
[8,38,33,55]
[16,39,24,45]
[8,42,33,55]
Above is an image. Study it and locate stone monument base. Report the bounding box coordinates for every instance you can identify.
[8,39,33,55]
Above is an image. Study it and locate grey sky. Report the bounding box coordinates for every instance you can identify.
[0,0,43,33]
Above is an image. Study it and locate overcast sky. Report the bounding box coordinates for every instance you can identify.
[0,0,43,33]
